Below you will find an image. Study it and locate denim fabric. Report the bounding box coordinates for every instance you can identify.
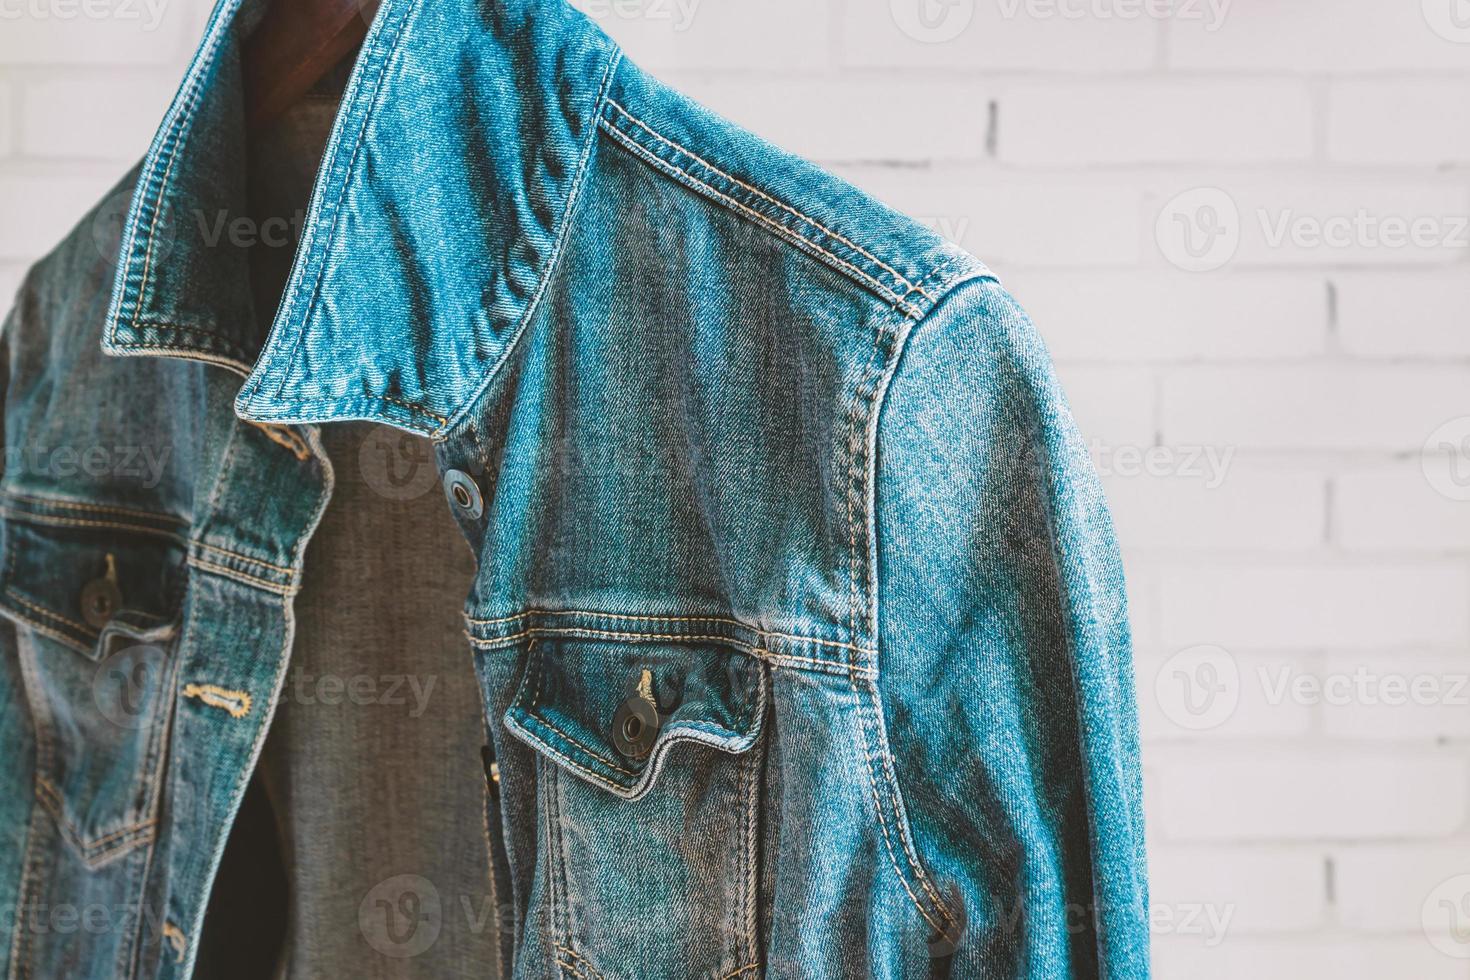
[0,0,1148,976]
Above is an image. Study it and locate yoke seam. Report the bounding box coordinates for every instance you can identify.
[186,556,295,596]
[462,626,876,679]
[464,608,874,656]
[0,490,188,526]
[598,118,923,319]
[606,98,930,301]
[0,507,190,547]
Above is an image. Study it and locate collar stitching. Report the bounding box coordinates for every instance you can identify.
[125,0,237,336]
[260,0,419,405]
[436,42,625,437]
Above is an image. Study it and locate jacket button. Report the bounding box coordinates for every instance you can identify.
[443,469,484,520]
[80,554,122,629]
[612,669,660,761]
[612,697,659,760]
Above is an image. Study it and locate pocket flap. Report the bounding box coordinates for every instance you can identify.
[0,504,187,659]
[504,636,768,800]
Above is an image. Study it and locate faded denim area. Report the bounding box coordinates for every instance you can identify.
[0,0,1148,977]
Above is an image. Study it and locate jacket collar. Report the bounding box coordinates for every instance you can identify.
[103,0,620,437]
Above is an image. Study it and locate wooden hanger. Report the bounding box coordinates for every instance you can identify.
[243,0,376,131]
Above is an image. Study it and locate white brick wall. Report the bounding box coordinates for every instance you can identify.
[6,1,1470,976]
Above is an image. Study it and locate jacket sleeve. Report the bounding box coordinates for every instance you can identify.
[873,275,1148,977]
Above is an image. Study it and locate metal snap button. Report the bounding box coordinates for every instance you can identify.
[443,469,484,520]
[80,554,122,629]
[612,669,660,761]
[612,697,659,760]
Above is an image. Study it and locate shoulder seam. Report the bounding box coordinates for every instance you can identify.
[608,99,927,298]
[600,99,947,320]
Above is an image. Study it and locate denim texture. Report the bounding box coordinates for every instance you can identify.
[0,0,1148,976]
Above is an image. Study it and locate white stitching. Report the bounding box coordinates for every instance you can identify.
[186,557,294,595]
[192,540,296,576]
[0,490,187,525]
[463,626,876,678]
[463,608,875,657]
[600,120,923,318]
[510,717,627,793]
[855,676,956,934]
[0,507,190,547]
[607,99,929,300]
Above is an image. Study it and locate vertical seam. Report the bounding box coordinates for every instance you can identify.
[857,277,964,933]
[846,330,884,656]
[123,647,184,980]
[853,679,955,935]
[740,728,761,968]
[540,749,564,958]
[175,424,334,979]
[7,802,49,980]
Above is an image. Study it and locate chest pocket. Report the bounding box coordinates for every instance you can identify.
[503,635,770,980]
[0,503,187,865]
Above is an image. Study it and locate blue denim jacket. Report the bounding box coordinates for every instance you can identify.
[0,0,1148,976]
